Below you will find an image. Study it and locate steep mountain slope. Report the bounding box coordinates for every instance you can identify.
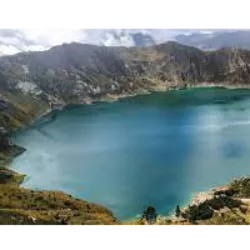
[0,183,117,225]
[1,41,250,131]
[0,167,117,225]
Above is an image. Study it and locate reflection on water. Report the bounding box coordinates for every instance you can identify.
[11,88,250,219]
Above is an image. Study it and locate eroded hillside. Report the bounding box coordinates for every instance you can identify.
[2,42,250,130]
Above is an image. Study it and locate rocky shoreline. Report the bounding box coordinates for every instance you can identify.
[22,82,250,129]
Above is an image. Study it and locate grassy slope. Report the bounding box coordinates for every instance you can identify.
[125,177,250,225]
[0,168,117,225]
[0,167,25,185]
[0,91,49,131]
[0,90,119,225]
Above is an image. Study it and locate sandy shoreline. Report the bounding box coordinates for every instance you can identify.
[187,184,231,207]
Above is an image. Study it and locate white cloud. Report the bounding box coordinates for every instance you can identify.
[0,44,20,55]
[0,29,89,55]
[21,29,87,46]
[0,29,153,55]
[99,30,136,46]
[0,29,222,56]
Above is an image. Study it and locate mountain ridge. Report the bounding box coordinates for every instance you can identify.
[175,31,250,50]
[1,41,250,131]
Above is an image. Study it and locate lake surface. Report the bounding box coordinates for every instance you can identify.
[11,88,250,219]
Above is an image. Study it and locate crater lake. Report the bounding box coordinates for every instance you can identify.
[11,88,250,219]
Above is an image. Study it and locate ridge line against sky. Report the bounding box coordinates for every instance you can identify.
[0,24,250,56]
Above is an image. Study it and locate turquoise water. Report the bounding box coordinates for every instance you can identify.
[11,88,250,219]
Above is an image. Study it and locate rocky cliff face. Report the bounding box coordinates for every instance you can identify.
[1,41,250,130]
[0,127,10,149]
[0,125,25,165]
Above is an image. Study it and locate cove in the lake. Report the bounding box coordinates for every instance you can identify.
[11,88,250,220]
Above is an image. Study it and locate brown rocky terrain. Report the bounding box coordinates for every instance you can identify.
[2,41,250,131]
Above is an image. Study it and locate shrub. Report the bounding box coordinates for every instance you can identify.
[206,196,241,210]
[239,205,248,214]
[175,205,181,217]
[214,189,235,197]
[184,203,214,222]
[184,196,242,222]
[142,205,157,224]
[231,178,250,198]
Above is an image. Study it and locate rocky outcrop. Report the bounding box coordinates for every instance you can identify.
[1,41,250,130]
[0,126,25,165]
[0,127,10,149]
[0,167,25,184]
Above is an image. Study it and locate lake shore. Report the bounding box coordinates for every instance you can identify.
[26,82,250,128]
[3,83,250,224]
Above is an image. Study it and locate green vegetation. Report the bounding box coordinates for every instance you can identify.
[2,41,250,225]
[201,211,248,225]
[206,196,242,210]
[184,203,214,222]
[183,196,242,222]
[0,145,25,167]
[175,205,181,217]
[142,205,158,224]
[214,189,235,196]
[0,91,49,131]
[2,140,250,226]
[0,151,10,166]
[0,90,119,225]
[231,177,250,198]
[0,167,25,185]
[0,182,117,225]
[3,151,250,225]
[0,163,117,225]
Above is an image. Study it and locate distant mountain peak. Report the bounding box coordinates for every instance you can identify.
[175,30,250,50]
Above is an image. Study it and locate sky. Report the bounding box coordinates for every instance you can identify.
[0,24,250,55]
